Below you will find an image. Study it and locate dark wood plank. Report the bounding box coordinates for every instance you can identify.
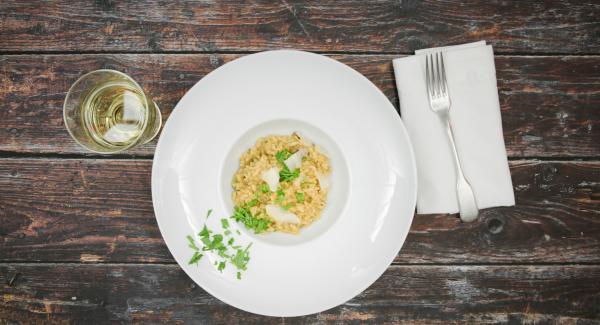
[1,0,599,54]
[1,159,598,264]
[402,160,600,264]
[1,54,598,157]
[1,264,599,323]
[0,159,166,263]
[496,56,599,158]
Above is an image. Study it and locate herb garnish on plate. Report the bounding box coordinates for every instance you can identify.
[186,209,256,279]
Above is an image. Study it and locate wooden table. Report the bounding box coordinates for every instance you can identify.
[1,1,599,323]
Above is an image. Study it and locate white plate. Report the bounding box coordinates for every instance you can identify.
[152,50,417,317]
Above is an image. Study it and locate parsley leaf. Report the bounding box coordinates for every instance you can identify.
[206,209,213,219]
[280,167,300,182]
[230,243,252,271]
[237,272,241,280]
[188,251,202,265]
[221,218,230,229]
[232,206,272,234]
[276,149,301,182]
[260,183,270,193]
[247,198,259,207]
[198,226,212,248]
[217,261,226,272]
[275,149,291,164]
[198,225,210,246]
[295,192,305,203]
[187,235,199,251]
[199,228,229,258]
[199,225,210,237]
[209,234,229,258]
[276,188,285,203]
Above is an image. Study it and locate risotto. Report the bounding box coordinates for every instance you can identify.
[231,132,331,234]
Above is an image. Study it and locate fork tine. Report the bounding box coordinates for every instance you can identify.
[435,52,442,96]
[427,54,436,98]
[439,52,447,95]
[425,54,431,98]
[430,53,436,97]
[431,54,440,97]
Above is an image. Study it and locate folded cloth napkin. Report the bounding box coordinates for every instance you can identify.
[393,41,515,214]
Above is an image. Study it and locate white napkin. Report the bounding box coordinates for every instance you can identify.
[393,41,515,214]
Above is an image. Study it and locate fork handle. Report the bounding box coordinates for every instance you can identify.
[444,118,479,222]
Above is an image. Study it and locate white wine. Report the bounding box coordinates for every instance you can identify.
[82,81,148,148]
[64,70,161,153]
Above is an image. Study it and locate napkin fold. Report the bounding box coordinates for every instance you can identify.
[393,41,515,214]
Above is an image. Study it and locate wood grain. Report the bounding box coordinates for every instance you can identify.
[0,54,598,157]
[1,264,599,323]
[0,159,166,263]
[1,159,598,264]
[0,0,599,54]
[1,0,598,322]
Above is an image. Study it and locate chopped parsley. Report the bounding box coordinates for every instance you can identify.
[277,189,294,209]
[217,261,226,272]
[280,167,300,182]
[275,149,292,164]
[206,209,213,219]
[204,233,229,258]
[275,188,285,204]
[260,183,270,193]
[187,234,199,251]
[199,225,210,241]
[247,198,259,207]
[232,206,272,234]
[295,192,305,203]
[221,218,230,229]
[230,243,252,271]
[276,149,301,182]
[197,224,229,258]
[186,209,254,280]
[188,251,202,265]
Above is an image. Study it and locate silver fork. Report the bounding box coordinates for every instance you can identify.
[425,52,479,222]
